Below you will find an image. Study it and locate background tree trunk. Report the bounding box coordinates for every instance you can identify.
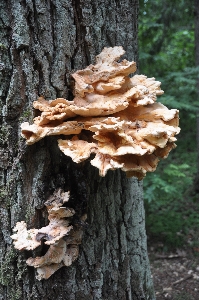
[0,0,155,299]
[195,0,199,192]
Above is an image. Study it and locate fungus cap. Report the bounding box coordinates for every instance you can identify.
[20,46,180,179]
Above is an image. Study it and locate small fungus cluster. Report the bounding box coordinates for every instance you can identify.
[21,46,180,179]
[11,189,85,280]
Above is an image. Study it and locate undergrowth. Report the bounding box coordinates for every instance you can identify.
[139,0,199,251]
[144,147,199,250]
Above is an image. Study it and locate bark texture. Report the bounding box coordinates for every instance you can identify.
[195,0,199,191]
[0,0,155,299]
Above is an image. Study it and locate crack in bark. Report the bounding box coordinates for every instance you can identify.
[71,0,90,68]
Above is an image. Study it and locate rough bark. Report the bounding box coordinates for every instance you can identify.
[0,0,155,299]
[194,0,199,192]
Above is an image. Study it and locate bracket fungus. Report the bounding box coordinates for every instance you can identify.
[11,189,85,280]
[21,46,180,179]
[12,47,180,280]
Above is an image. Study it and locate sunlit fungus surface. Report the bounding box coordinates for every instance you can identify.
[21,46,180,180]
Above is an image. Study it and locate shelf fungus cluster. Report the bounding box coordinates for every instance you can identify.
[11,189,85,280]
[21,46,180,179]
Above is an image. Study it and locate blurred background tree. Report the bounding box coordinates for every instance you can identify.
[139,0,199,249]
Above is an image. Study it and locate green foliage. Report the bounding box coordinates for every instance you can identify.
[144,162,197,247]
[139,0,195,75]
[144,163,191,204]
[160,67,199,113]
[139,0,199,249]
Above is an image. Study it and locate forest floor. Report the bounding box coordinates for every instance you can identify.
[149,245,199,300]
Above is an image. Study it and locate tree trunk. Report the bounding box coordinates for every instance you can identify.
[0,0,155,299]
[195,0,199,192]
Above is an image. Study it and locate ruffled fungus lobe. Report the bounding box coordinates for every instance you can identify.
[11,189,85,280]
[33,97,77,126]
[20,46,180,179]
